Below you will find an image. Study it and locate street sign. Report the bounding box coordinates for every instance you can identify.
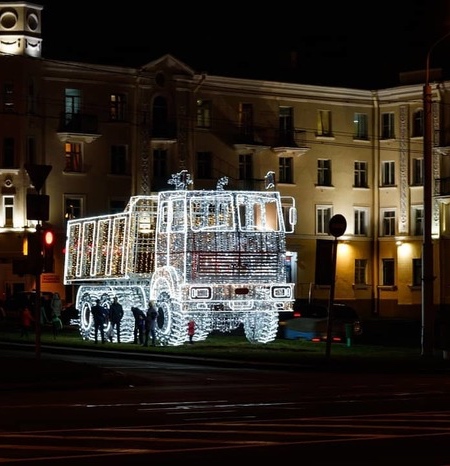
[329,214,347,238]
[24,164,52,193]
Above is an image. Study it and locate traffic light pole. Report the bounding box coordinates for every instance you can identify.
[34,223,42,359]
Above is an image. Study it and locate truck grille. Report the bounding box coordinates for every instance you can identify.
[193,252,280,282]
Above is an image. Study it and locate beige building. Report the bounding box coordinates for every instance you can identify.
[0,1,449,325]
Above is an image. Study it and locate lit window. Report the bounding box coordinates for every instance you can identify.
[317,110,332,137]
[196,100,211,128]
[381,161,395,186]
[317,159,331,186]
[381,112,395,139]
[354,113,368,139]
[316,205,332,234]
[355,259,367,285]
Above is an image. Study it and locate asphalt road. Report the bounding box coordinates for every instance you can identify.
[2,347,450,464]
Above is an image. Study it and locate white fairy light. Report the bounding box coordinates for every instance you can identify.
[64,172,297,346]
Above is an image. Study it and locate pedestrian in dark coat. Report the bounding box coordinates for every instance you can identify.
[108,296,124,343]
[131,306,145,344]
[91,299,107,344]
[143,302,158,347]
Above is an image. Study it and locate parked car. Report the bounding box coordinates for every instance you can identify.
[283,302,363,342]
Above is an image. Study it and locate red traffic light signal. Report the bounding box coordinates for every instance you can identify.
[43,229,55,273]
[44,229,54,247]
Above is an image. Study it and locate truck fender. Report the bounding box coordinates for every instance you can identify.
[150,266,182,301]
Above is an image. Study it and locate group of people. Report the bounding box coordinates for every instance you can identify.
[19,292,64,339]
[92,297,196,346]
[91,297,157,346]
[131,303,157,346]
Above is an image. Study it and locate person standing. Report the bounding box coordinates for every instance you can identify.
[143,302,158,347]
[108,296,124,343]
[51,312,63,339]
[50,292,63,318]
[91,299,107,344]
[188,318,196,344]
[131,306,145,344]
[20,306,34,338]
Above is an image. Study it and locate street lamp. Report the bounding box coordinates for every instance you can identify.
[422,31,450,357]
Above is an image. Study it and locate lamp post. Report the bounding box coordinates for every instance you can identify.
[422,32,450,357]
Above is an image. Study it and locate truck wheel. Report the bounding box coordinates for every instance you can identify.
[155,291,186,346]
[243,312,279,344]
[78,291,94,340]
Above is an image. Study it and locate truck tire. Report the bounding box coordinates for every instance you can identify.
[155,291,186,346]
[243,312,279,344]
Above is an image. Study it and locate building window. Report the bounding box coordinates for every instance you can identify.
[3,196,13,227]
[110,145,128,175]
[65,88,81,123]
[27,79,36,115]
[412,206,423,236]
[412,258,422,287]
[110,93,126,121]
[64,196,83,220]
[412,109,424,137]
[354,113,368,139]
[317,159,332,186]
[382,258,395,286]
[153,148,167,178]
[239,103,254,139]
[317,110,332,137]
[279,106,295,145]
[355,259,368,285]
[64,142,82,173]
[381,112,395,139]
[316,205,332,235]
[279,157,293,183]
[196,99,211,128]
[381,161,395,186]
[354,161,368,188]
[3,83,14,112]
[239,153,253,181]
[196,151,212,179]
[2,137,15,168]
[412,158,423,186]
[382,210,396,236]
[354,208,368,236]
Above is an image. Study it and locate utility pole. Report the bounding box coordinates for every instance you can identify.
[24,164,52,359]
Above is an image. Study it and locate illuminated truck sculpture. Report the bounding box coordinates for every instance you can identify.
[63,171,297,346]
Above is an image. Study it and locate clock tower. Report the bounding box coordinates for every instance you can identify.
[0,2,42,57]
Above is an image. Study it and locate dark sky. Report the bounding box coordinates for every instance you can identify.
[38,1,450,89]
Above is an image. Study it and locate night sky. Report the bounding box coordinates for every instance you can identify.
[37,0,450,89]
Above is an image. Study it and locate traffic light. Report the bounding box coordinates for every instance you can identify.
[43,228,54,273]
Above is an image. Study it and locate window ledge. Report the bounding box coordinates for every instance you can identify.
[353,284,369,289]
[315,184,334,189]
[408,285,422,290]
[377,285,397,291]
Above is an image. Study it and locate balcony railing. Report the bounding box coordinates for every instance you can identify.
[435,177,450,196]
[233,126,307,149]
[57,112,99,135]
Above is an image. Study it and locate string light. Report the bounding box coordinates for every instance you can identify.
[64,172,296,345]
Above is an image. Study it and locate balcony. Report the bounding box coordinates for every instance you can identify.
[435,177,450,197]
[57,113,101,143]
[233,127,309,156]
[150,122,177,143]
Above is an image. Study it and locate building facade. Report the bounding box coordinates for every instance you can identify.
[1,2,449,324]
